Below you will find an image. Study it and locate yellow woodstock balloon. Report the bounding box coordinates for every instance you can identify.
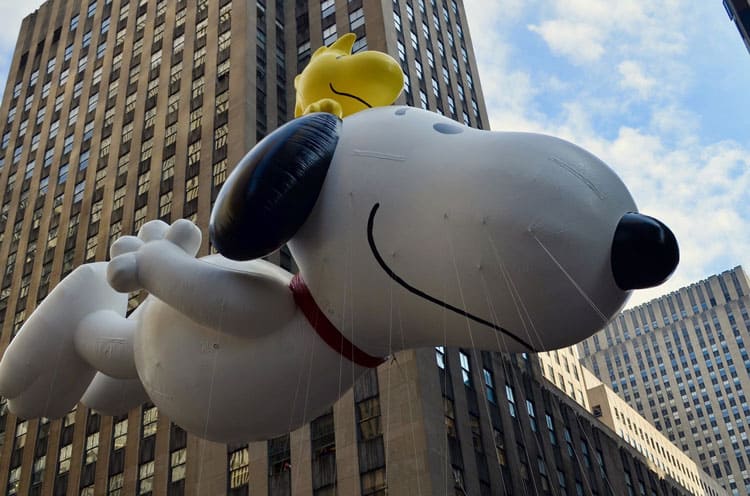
[294,33,404,119]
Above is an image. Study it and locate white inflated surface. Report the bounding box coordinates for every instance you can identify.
[129,255,364,442]
[81,372,150,416]
[0,263,127,418]
[0,107,641,442]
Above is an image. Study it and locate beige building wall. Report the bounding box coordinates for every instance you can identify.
[582,368,726,496]
[0,0,491,495]
[537,346,590,410]
[579,267,750,494]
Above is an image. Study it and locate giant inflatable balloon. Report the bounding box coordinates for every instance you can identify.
[0,107,679,443]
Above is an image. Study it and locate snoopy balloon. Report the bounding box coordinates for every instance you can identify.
[0,107,678,443]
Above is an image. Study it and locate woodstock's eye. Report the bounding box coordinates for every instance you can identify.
[433,122,463,135]
[336,55,344,59]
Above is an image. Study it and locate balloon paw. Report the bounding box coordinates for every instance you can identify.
[107,220,203,292]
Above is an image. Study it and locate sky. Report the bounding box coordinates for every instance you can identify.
[462,0,750,307]
[0,1,748,309]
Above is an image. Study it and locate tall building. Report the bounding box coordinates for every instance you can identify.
[538,346,726,495]
[579,266,750,495]
[0,0,713,495]
[724,0,750,54]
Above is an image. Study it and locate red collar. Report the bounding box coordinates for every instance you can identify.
[289,274,386,369]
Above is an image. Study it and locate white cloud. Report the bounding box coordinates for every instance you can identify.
[617,60,655,99]
[528,20,605,64]
[649,105,700,141]
[464,2,750,310]
[526,0,686,69]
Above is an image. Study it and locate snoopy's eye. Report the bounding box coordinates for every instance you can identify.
[433,123,463,135]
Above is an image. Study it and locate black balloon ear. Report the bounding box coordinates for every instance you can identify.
[209,113,341,260]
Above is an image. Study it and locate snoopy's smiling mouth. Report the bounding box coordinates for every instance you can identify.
[366,203,537,351]
[329,83,372,109]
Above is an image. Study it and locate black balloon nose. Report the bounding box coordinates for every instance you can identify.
[611,213,679,291]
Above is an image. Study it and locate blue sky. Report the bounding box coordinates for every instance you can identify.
[1,1,749,307]
[463,0,750,306]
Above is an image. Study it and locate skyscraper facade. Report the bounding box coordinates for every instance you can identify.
[579,266,750,495]
[0,0,488,494]
[0,0,712,495]
[538,346,726,495]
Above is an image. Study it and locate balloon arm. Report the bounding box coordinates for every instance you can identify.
[129,241,296,338]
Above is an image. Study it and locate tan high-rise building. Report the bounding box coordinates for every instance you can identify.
[0,1,715,495]
[538,347,727,496]
[579,266,750,495]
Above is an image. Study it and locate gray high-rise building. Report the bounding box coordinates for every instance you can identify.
[0,0,714,495]
[579,266,750,495]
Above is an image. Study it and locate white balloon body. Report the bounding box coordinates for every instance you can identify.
[0,106,641,443]
[130,255,365,442]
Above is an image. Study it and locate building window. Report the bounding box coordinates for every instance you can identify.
[190,108,202,131]
[459,350,472,387]
[357,396,382,440]
[505,384,516,417]
[545,414,557,445]
[214,123,229,149]
[323,25,337,46]
[161,156,175,180]
[469,414,483,452]
[7,467,20,495]
[185,176,199,202]
[108,472,124,496]
[483,368,496,403]
[187,141,201,165]
[268,435,291,494]
[212,159,228,190]
[58,443,73,473]
[170,448,186,484]
[349,8,365,30]
[361,467,386,496]
[581,439,591,467]
[310,409,336,493]
[142,405,158,437]
[538,457,550,491]
[435,346,445,369]
[159,191,173,218]
[443,397,456,437]
[138,461,154,495]
[321,0,335,17]
[228,446,249,494]
[526,400,537,432]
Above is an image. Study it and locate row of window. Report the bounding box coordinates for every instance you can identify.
[433,347,695,495]
[0,0,234,334]
[584,272,746,355]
